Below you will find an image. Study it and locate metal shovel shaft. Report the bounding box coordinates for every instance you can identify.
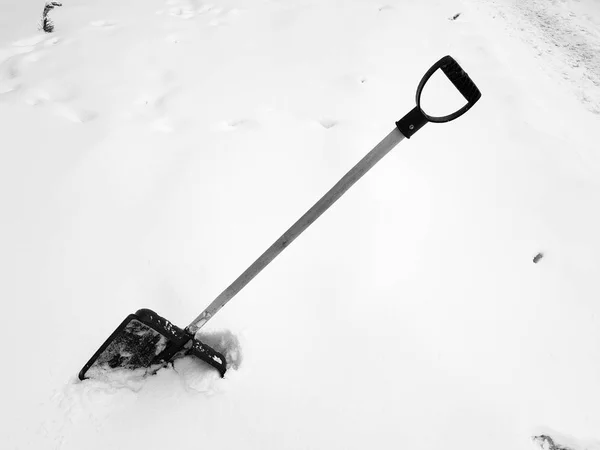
[186,127,406,335]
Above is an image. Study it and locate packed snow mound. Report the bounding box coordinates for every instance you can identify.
[77,328,243,392]
[196,329,244,371]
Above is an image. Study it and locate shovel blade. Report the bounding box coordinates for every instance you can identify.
[79,309,227,380]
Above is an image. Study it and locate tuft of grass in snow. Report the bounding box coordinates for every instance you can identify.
[533,435,572,450]
[41,1,62,33]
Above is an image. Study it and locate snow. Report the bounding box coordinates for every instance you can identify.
[1,0,599,449]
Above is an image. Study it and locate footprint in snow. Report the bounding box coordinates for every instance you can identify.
[0,79,19,95]
[125,72,181,131]
[22,80,78,105]
[21,84,96,123]
[197,4,214,14]
[12,34,49,48]
[169,7,196,19]
[0,37,41,76]
[89,20,117,29]
[318,118,338,129]
[165,0,205,19]
[0,52,22,91]
[2,35,99,122]
[53,105,98,123]
[165,0,241,24]
[0,37,57,94]
[2,34,61,71]
[21,94,98,123]
[165,34,183,44]
[43,37,60,46]
[208,8,242,26]
[218,118,257,131]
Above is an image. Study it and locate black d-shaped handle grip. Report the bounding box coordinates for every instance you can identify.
[396,55,481,138]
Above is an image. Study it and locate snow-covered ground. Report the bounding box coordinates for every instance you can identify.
[1,0,599,449]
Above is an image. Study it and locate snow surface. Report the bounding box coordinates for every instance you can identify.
[1,0,600,449]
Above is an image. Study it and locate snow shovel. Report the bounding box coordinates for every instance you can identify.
[78,55,481,381]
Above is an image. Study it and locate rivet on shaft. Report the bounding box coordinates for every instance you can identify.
[409,124,414,130]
